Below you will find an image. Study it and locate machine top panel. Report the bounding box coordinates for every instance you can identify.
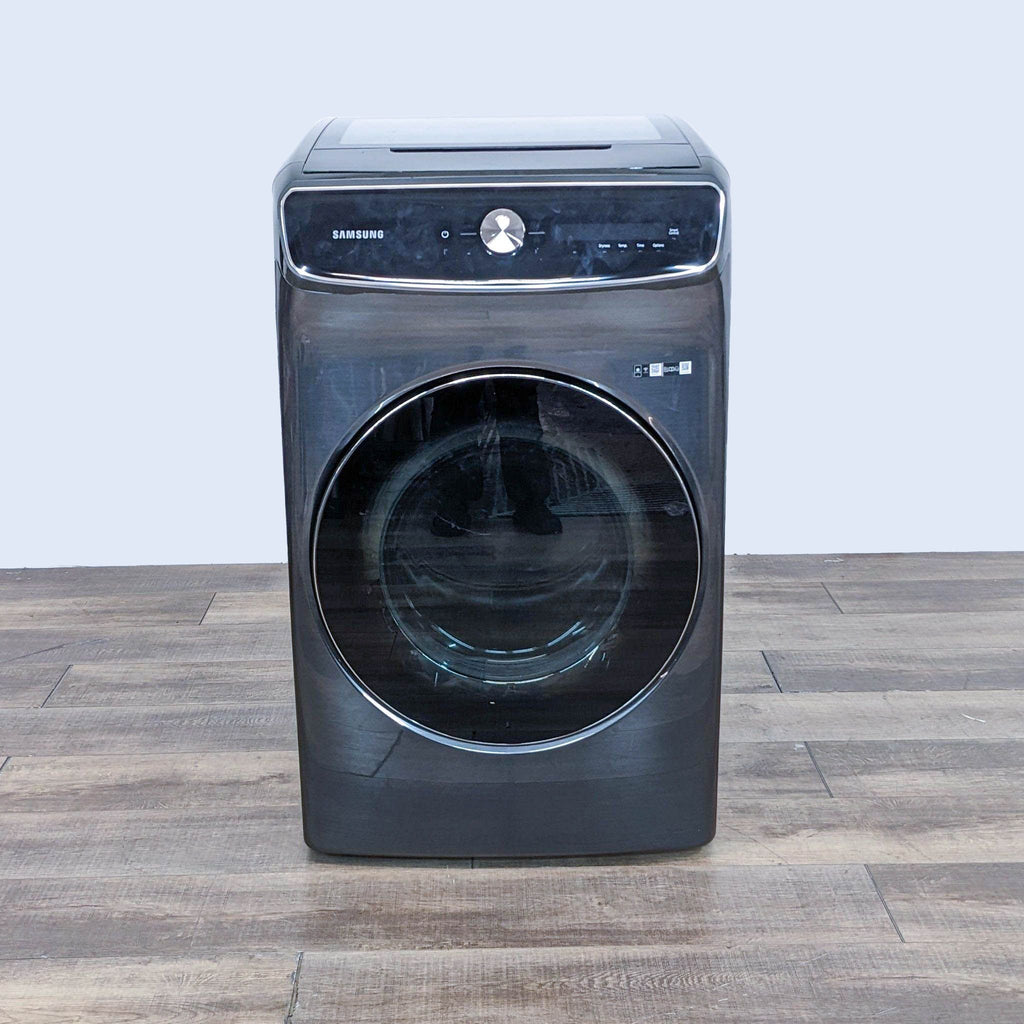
[281,182,724,290]
[302,115,702,173]
[335,116,665,147]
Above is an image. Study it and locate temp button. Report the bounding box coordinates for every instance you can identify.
[480,208,526,255]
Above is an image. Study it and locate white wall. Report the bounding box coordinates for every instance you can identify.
[2,1,1022,566]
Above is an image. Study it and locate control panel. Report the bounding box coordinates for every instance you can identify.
[281,184,723,286]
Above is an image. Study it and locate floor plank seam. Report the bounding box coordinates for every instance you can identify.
[0,857,1013,887]
[2,699,295,711]
[0,939,975,968]
[820,583,844,613]
[760,651,783,692]
[0,639,106,667]
[25,699,296,711]
[38,664,72,708]
[803,742,834,797]
[864,865,906,943]
[284,951,304,1024]
[198,592,218,626]
[0,756,8,777]
[0,746,299,762]
[6,937,1015,970]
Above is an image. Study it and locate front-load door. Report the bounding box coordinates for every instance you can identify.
[313,372,700,749]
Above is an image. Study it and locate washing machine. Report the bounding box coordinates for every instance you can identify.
[274,116,729,857]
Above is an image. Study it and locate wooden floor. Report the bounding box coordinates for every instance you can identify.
[1,553,1023,1022]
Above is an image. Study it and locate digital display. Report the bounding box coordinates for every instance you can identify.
[553,223,668,243]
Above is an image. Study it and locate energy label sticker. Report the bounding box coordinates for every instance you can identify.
[633,361,692,378]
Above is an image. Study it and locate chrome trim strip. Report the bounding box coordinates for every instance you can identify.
[280,180,725,292]
[310,370,702,755]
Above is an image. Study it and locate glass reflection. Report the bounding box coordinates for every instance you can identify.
[379,380,630,683]
[429,381,561,538]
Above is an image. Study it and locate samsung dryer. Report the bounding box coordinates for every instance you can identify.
[274,116,730,856]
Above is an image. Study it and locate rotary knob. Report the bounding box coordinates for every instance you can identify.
[480,208,526,255]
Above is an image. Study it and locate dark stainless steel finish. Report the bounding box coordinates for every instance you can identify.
[301,114,702,172]
[274,115,730,857]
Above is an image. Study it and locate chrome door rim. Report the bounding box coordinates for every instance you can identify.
[310,369,702,754]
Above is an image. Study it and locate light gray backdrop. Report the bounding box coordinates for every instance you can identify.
[2,1,1021,566]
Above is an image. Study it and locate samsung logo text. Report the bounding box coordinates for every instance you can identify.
[332,228,385,240]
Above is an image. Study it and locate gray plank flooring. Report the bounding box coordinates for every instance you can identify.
[0,663,67,708]
[0,553,1021,1021]
[47,660,295,706]
[290,945,1024,1024]
[826,578,1024,614]
[0,623,292,665]
[0,563,288,598]
[0,954,296,1024]
[809,740,1024,798]
[719,690,1024,741]
[0,592,215,629]
[0,863,896,959]
[727,551,1024,582]
[765,647,1024,691]
[0,704,296,756]
[867,862,1024,943]
[720,650,780,692]
[724,608,1024,651]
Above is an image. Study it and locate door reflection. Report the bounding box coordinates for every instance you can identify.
[379,378,627,684]
[428,380,562,537]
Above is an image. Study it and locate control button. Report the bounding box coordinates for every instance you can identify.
[480,208,526,255]
[439,229,450,240]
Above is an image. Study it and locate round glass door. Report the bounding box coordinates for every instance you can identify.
[312,372,700,749]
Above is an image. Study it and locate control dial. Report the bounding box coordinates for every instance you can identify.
[480,208,526,255]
